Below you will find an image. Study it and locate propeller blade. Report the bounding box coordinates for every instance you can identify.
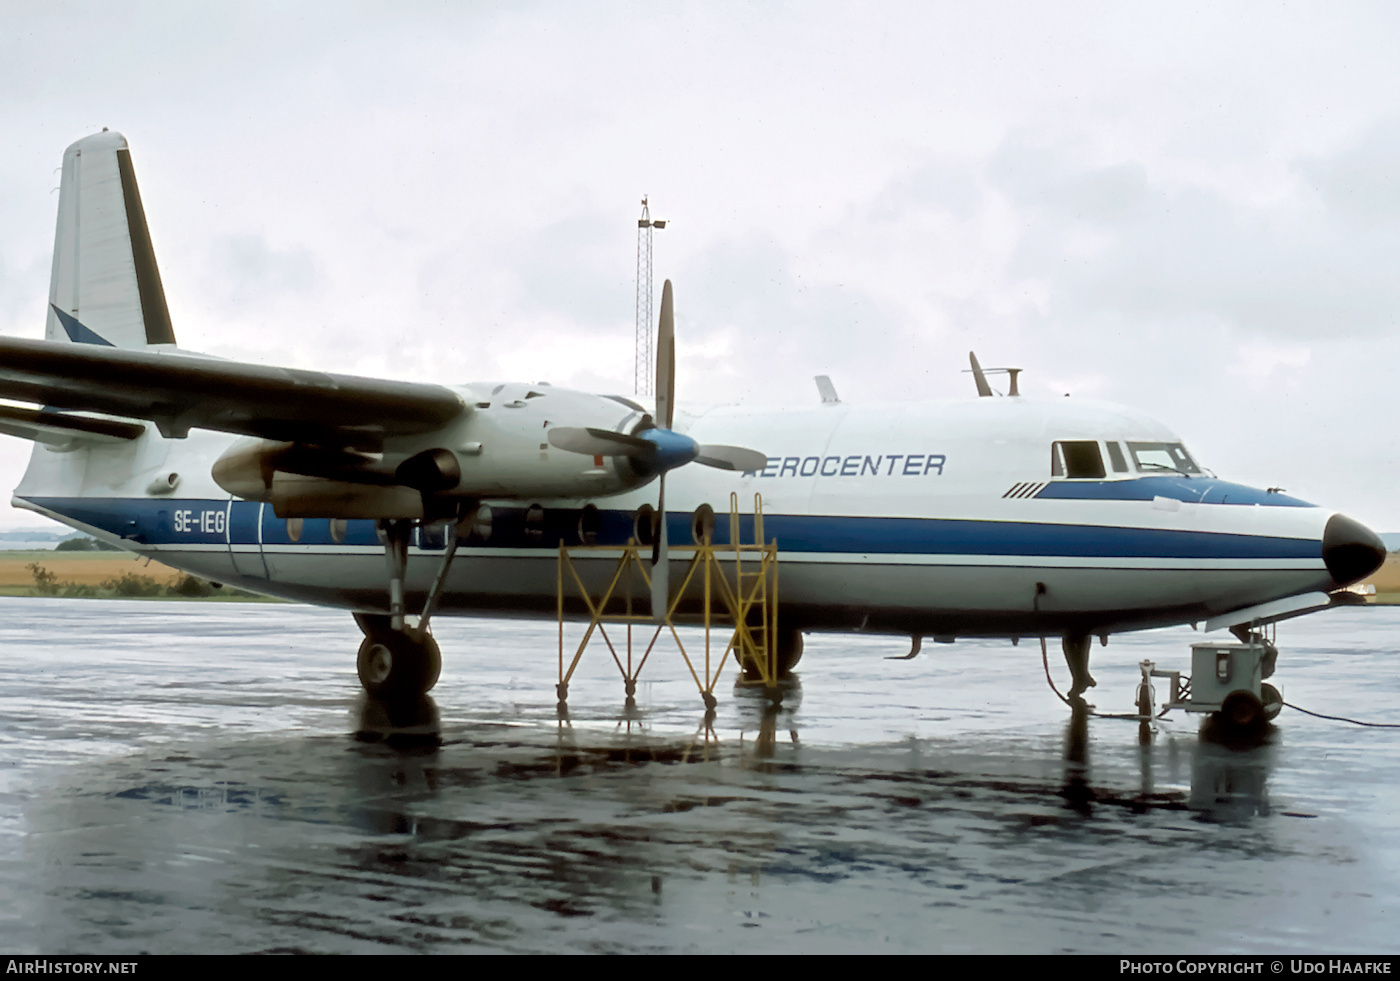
[548,426,653,457]
[651,473,669,621]
[656,280,676,431]
[694,444,769,473]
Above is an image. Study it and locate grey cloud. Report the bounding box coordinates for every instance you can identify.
[988,135,1400,340]
[513,213,633,331]
[413,211,631,340]
[680,234,910,397]
[208,234,320,309]
[989,144,1151,224]
[863,162,987,222]
[0,253,48,337]
[1302,118,1400,228]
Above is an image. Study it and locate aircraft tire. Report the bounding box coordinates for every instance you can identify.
[1261,682,1282,721]
[739,627,803,680]
[1217,689,1266,734]
[357,629,442,699]
[777,628,803,673]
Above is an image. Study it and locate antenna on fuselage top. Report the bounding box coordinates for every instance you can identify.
[967,352,994,397]
[965,352,1022,397]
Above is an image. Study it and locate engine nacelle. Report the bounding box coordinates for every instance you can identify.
[212,411,649,518]
[269,474,424,519]
[210,438,287,502]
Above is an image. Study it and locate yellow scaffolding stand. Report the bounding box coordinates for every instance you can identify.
[556,493,780,710]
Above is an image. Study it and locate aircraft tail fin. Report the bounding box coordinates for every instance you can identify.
[45,130,177,350]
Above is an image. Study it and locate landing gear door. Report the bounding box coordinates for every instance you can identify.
[226,499,269,579]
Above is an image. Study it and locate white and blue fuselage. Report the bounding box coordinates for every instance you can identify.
[12,388,1367,641]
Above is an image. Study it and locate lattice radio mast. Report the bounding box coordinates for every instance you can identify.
[634,197,666,395]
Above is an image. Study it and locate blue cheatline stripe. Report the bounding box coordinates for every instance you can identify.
[756,514,1316,559]
[26,496,1322,562]
[49,305,114,346]
[1034,475,1312,508]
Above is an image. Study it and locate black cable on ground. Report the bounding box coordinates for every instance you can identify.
[1039,636,1071,706]
[1282,701,1400,728]
[1039,635,1153,720]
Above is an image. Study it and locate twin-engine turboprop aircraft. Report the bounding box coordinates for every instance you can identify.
[0,131,1386,712]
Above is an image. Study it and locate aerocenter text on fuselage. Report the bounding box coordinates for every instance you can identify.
[748,453,948,478]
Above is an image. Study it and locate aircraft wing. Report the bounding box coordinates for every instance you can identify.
[0,336,466,448]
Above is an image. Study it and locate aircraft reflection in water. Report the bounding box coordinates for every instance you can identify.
[1063,700,1275,823]
[349,684,1275,839]
[0,130,1386,729]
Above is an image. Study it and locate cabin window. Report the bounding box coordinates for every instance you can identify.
[469,504,492,542]
[419,522,447,550]
[1051,440,1106,479]
[691,503,716,545]
[524,504,546,542]
[1127,441,1200,475]
[634,504,656,546]
[1106,442,1129,473]
[578,504,601,545]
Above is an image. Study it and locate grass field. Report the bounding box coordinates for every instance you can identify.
[0,550,274,600]
[1364,552,1400,604]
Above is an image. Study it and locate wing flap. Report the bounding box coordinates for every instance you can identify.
[0,337,465,447]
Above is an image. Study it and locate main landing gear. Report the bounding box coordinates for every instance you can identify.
[1061,633,1097,700]
[353,515,462,699]
[355,614,442,699]
[739,627,804,681]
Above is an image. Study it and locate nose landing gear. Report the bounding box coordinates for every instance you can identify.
[1062,633,1097,699]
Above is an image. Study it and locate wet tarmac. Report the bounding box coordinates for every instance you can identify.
[0,596,1397,954]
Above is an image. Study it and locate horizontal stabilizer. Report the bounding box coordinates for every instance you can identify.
[0,404,144,446]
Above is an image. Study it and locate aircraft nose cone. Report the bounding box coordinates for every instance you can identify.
[1322,513,1386,586]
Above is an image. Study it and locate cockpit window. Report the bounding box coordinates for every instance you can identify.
[1127,441,1200,475]
[1051,440,1106,479]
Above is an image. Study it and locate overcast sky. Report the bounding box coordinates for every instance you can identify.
[3,1,1400,530]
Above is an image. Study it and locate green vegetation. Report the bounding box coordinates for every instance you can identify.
[55,536,120,552]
